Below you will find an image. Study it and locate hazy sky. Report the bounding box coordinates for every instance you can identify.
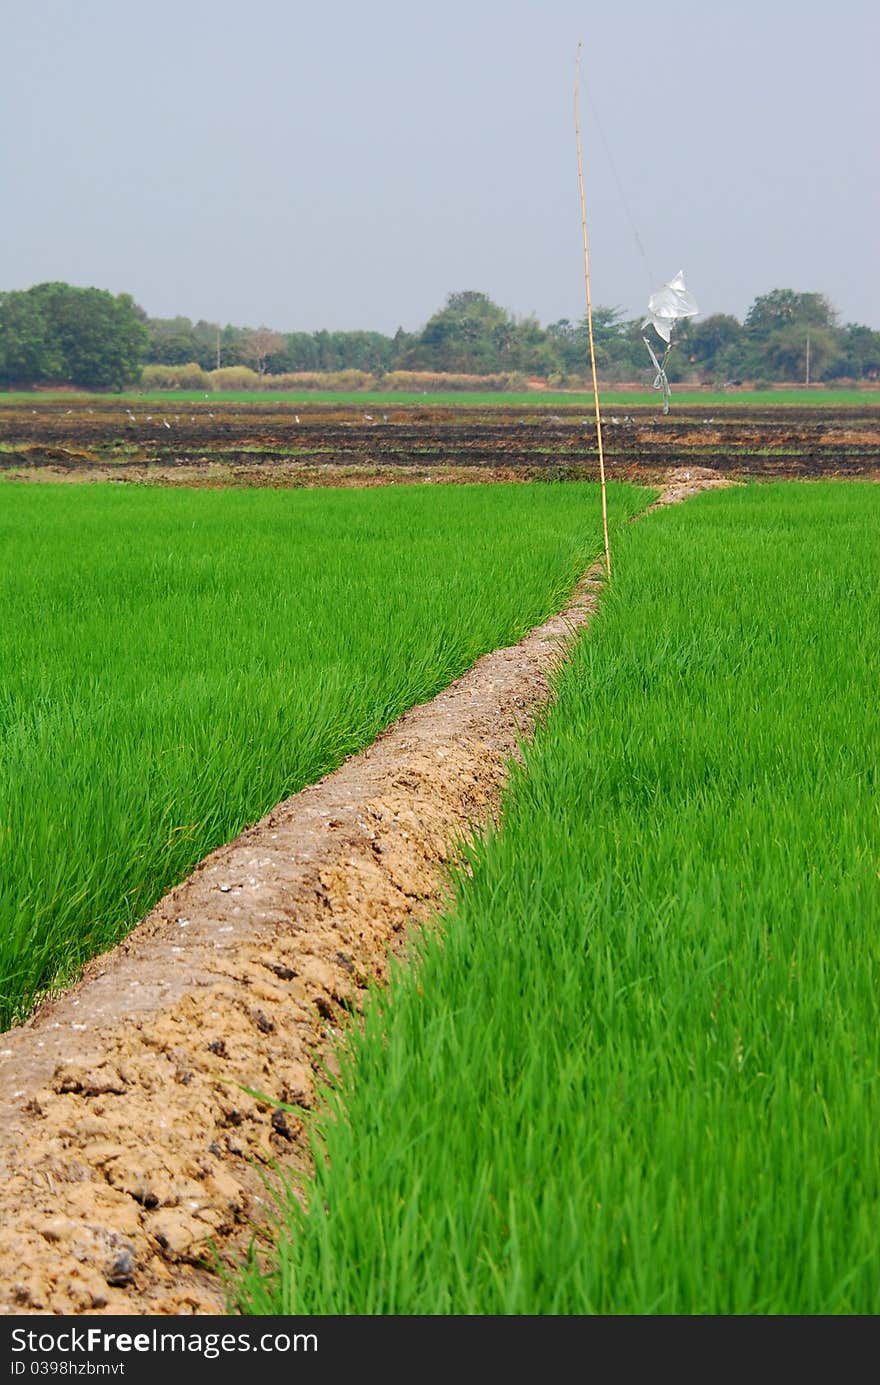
[3,1,878,335]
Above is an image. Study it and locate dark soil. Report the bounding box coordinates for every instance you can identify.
[1,397,878,486]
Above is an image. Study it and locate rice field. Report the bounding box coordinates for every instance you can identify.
[234,480,880,1315]
[0,479,648,1029]
[2,387,876,407]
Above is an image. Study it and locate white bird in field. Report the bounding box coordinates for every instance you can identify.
[294,415,300,423]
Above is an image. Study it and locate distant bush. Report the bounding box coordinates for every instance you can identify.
[265,370,377,391]
[141,362,209,391]
[207,366,261,391]
[380,370,528,392]
[546,371,590,390]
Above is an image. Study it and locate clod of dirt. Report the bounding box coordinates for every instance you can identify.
[657,465,738,505]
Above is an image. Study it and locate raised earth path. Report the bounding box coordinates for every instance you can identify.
[0,469,728,1316]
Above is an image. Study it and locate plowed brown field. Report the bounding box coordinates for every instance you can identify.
[1,396,878,487]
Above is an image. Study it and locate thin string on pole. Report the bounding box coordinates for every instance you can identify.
[574,40,611,583]
[583,82,655,297]
[579,74,700,419]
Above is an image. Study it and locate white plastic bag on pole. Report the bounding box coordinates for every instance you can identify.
[642,270,699,343]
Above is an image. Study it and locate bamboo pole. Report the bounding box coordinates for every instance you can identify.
[574,41,611,581]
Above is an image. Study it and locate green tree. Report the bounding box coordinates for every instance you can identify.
[279,332,318,371]
[191,321,223,371]
[744,289,837,336]
[404,291,511,373]
[686,314,743,378]
[29,282,147,389]
[545,317,586,374]
[146,316,200,366]
[506,314,558,375]
[218,323,245,367]
[312,330,396,373]
[740,290,847,382]
[145,316,222,372]
[390,326,417,366]
[0,290,61,385]
[835,323,880,381]
[762,324,837,382]
[545,310,626,377]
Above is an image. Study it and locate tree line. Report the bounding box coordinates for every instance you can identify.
[2,282,879,391]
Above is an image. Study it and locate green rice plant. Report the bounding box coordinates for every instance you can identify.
[238,481,880,1315]
[0,480,648,1028]
[4,387,876,407]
